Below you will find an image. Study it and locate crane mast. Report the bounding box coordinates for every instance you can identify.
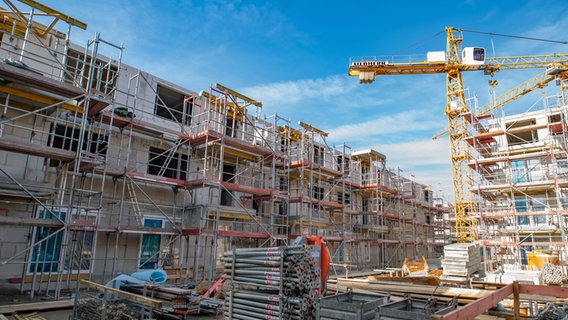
[444,28,476,242]
[348,27,568,242]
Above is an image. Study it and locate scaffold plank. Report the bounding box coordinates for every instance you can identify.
[0,137,75,161]
[0,61,85,98]
[0,216,63,227]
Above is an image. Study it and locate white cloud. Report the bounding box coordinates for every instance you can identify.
[377,139,454,201]
[377,139,450,167]
[242,75,358,106]
[328,110,444,143]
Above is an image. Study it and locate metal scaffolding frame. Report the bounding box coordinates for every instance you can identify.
[0,0,450,304]
[469,93,568,273]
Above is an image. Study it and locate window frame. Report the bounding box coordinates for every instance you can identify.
[138,218,165,270]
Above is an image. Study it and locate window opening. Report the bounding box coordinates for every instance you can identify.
[147,147,188,180]
[314,145,323,166]
[515,197,529,225]
[154,84,191,125]
[221,164,235,206]
[65,49,118,95]
[139,218,163,269]
[506,118,538,145]
[29,210,66,273]
[48,123,108,167]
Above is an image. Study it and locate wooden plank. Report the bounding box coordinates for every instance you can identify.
[440,283,513,320]
[0,299,74,314]
[334,278,492,299]
[514,282,520,320]
[519,283,568,298]
[80,280,163,309]
[17,0,87,30]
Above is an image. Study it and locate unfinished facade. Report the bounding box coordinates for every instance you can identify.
[469,96,568,271]
[0,2,449,301]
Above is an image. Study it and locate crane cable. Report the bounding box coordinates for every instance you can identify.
[459,29,568,45]
[393,30,445,55]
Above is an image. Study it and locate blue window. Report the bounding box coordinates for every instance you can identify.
[29,210,66,273]
[515,198,529,225]
[139,219,163,269]
[511,160,525,183]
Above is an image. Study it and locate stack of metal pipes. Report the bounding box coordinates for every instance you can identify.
[221,245,321,319]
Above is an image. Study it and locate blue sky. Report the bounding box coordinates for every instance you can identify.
[31,0,568,201]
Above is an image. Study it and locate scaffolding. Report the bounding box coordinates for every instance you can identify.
[468,91,568,273]
[0,1,450,304]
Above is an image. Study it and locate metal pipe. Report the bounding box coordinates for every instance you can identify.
[223,297,280,311]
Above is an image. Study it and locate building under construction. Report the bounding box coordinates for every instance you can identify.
[469,94,568,272]
[0,1,450,302]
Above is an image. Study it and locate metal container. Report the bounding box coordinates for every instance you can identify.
[376,297,457,320]
[317,288,390,320]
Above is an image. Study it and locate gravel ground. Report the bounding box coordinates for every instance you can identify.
[4,308,223,319]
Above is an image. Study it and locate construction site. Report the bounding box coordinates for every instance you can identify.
[1,1,568,320]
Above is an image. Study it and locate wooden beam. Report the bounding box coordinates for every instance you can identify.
[216,83,262,108]
[440,283,513,320]
[80,280,163,309]
[519,283,568,298]
[0,299,74,314]
[513,281,520,320]
[298,121,328,137]
[17,0,87,30]
[333,278,492,300]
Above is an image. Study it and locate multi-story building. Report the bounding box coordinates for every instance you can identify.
[0,2,449,300]
[469,95,568,269]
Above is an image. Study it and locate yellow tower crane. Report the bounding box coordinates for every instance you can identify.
[348,27,568,242]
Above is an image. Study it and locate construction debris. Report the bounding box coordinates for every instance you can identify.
[78,278,222,318]
[75,300,139,320]
[536,303,568,320]
[123,284,200,315]
[11,313,47,320]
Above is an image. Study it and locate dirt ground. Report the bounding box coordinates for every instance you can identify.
[3,308,222,319]
[0,283,222,320]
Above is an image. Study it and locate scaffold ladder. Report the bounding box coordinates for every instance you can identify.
[126,179,143,225]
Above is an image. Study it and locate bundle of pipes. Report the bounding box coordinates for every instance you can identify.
[221,245,321,320]
[539,263,567,285]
